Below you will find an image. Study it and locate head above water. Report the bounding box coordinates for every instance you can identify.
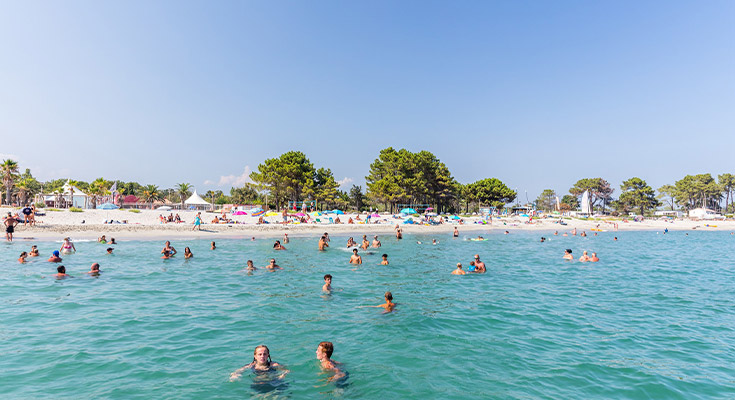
[253,345,272,366]
[318,341,334,359]
[324,274,332,281]
[91,263,100,271]
[57,265,66,273]
[352,249,358,254]
[385,291,393,301]
[53,250,60,257]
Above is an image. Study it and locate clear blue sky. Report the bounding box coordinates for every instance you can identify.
[1,1,733,201]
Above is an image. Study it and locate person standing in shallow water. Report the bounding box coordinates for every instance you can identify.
[349,249,362,264]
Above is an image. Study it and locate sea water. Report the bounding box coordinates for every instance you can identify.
[1,231,734,399]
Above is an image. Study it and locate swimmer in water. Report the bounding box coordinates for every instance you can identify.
[161,241,177,256]
[590,252,599,262]
[184,247,193,259]
[86,263,101,275]
[323,233,330,243]
[580,231,587,237]
[432,239,437,245]
[358,291,396,313]
[563,249,573,260]
[452,263,466,275]
[283,233,289,243]
[540,237,546,242]
[614,237,618,241]
[273,240,286,250]
[473,254,486,273]
[572,228,577,236]
[346,237,356,248]
[266,258,282,270]
[161,250,173,259]
[349,249,362,265]
[60,237,76,254]
[98,235,107,244]
[18,251,28,263]
[48,250,62,263]
[381,254,389,265]
[372,235,381,248]
[54,265,71,279]
[396,228,403,240]
[453,227,459,237]
[316,341,345,381]
[504,231,509,235]
[110,238,117,244]
[360,235,369,250]
[211,241,216,250]
[229,345,289,381]
[554,231,558,236]
[579,251,590,262]
[318,236,328,251]
[322,274,332,292]
[106,247,114,254]
[245,260,256,272]
[30,245,39,256]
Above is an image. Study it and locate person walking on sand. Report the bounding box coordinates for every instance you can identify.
[192,212,202,231]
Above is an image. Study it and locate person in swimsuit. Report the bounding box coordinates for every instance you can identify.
[346,237,356,248]
[322,274,332,292]
[30,245,39,257]
[192,212,202,231]
[161,241,177,256]
[283,233,289,243]
[452,263,466,275]
[266,259,282,270]
[54,265,71,279]
[372,236,381,248]
[323,233,330,243]
[590,252,599,262]
[473,255,486,273]
[98,235,107,244]
[316,341,345,381]
[360,235,369,249]
[60,237,76,254]
[229,345,289,381]
[245,260,256,273]
[358,292,396,313]
[110,238,117,244]
[273,240,286,250]
[106,247,114,254]
[579,251,591,262]
[453,227,459,237]
[4,212,18,242]
[211,241,216,250]
[381,254,389,265]
[318,236,328,251]
[48,250,62,263]
[563,249,573,260]
[184,247,193,259]
[349,249,362,264]
[18,252,28,263]
[22,204,32,226]
[87,263,101,275]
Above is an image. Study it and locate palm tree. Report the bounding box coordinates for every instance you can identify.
[175,183,192,210]
[140,185,161,209]
[1,159,19,205]
[89,178,112,209]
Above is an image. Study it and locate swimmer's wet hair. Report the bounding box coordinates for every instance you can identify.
[319,341,334,358]
[57,265,65,273]
[324,274,332,280]
[385,291,393,301]
[566,249,572,253]
[107,248,113,252]
[382,254,388,258]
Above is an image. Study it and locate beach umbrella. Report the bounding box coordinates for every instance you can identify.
[251,209,265,217]
[370,213,380,218]
[232,211,247,216]
[310,211,322,216]
[400,208,417,214]
[520,214,530,218]
[295,212,306,217]
[332,209,344,215]
[98,203,119,210]
[426,207,434,211]
[156,206,172,211]
[265,211,279,217]
[450,215,461,220]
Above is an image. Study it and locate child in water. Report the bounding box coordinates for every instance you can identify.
[230,345,289,381]
[323,274,332,292]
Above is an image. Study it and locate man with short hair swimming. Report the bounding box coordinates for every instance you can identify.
[316,341,345,381]
[266,259,282,270]
[381,254,389,265]
[372,235,381,248]
[322,274,332,292]
[349,249,362,265]
[473,255,486,273]
[452,263,466,275]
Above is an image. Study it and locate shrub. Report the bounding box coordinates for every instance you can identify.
[70,207,83,212]
[128,209,141,213]
[34,202,46,208]
[47,208,62,212]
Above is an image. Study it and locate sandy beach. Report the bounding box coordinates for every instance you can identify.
[3,207,733,241]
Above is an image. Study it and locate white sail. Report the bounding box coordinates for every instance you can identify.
[580,190,591,214]
[555,196,561,211]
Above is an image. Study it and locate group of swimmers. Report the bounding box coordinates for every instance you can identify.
[452,254,488,275]
[230,342,346,383]
[563,249,599,262]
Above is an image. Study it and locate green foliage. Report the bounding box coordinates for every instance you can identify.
[657,184,676,211]
[1,159,19,205]
[569,178,614,212]
[560,195,579,210]
[176,183,192,206]
[139,185,161,203]
[365,148,457,213]
[250,151,316,209]
[673,174,720,210]
[47,208,62,212]
[617,177,659,215]
[128,209,141,213]
[69,207,83,212]
[230,183,261,204]
[466,178,516,209]
[535,189,557,211]
[34,202,45,208]
[718,173,735,213]
[349,185,365,211]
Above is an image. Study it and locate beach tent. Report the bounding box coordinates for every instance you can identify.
[184,190,210,209]
[156,206,173,211]
[400,208,417,214]
[332,209,344,215]
[98,203,119,210]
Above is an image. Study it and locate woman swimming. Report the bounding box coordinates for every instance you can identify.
[230,345,289,381]
[184,247,193,259]
[18,251,28,263]
[60,237,76,254]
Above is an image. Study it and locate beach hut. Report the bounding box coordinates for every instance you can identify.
[688,208,723,220]
[184,190,211,210]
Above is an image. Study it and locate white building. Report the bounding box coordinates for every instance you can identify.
[654,210,683,218]
[688,208,723,220]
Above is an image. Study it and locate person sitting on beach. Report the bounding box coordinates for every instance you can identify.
[30,245,39,257]
[349,249,362,265]
[360,235,369,250]
[348,217,354,224]
[358,291,396,313]
[162,241,177,256]
[211,241,216,250]
[316,341,345,381]
[18,251,28,263]
[245,260,256,272]
[60,237,76,254]
[579,251,591,262]
[184,247,193,259]
[159,214,165,223]
[346,237,356,247]
[174,213,181,223]
[473,255,486,273]
[381,254,389,265]
[334,216,341,224]
[283,233,289,243]
[87,263,101,275]
[590,252,599,262]
[98,235,107,244]
[323,274,332,292]
[452,263,466,275]
[273,240,286,250]
[161,250,173,259]
[211,217,219,224]
[372,236,381,248]
[563,249,573,260]
[266,258,282,270]
[453,227,459,237]
[106,247,114,254]
[318,236,328,251]
[229,345,289,382]
[54,265,71,279]
[48,250,62,263]
[355,214,361,221]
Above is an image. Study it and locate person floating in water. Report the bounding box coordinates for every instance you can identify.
[18,252,28,263]
[473,254,486,273]
[273,240,286,250]
[358,291,396,313]
[266,258,282,270]
[452,263,466,275]
[106,247,114,254]
[211,241,216,250]
[54,265,71,279]
[316,341,345,382]
[590,252,599,262]
[48,250,62,263]
[579,251,591,262]
[322,274,332,292]
[349,249,362,265]
[318,236,329,251]
[563,249,573,260]
[87,263,101,275]
[381,254,389,265]
[432,239,437,245]
[372,236,381,248]
[229,345,289,382]
[184,247,193,259]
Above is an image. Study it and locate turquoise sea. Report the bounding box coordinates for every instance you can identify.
[1,230,734,399]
